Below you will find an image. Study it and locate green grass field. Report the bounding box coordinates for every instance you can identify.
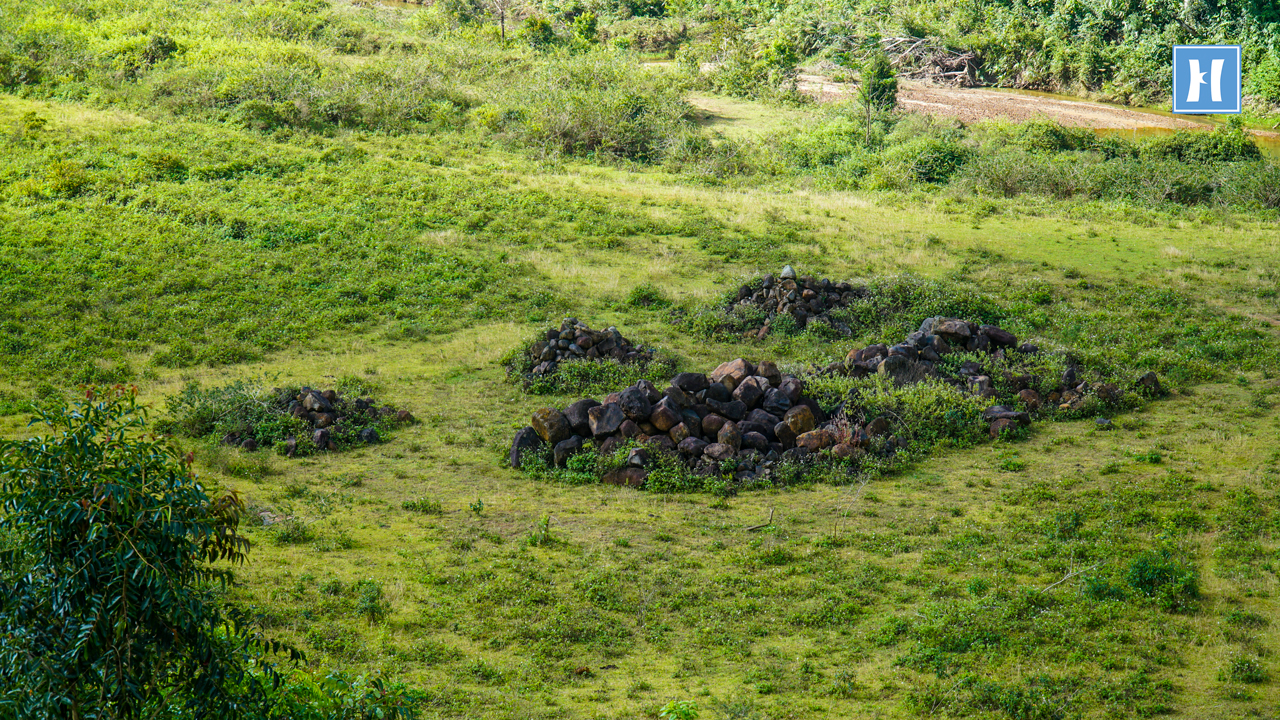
[4,1,1280,717]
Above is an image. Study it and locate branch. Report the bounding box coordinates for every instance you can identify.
[1039,562,1102,593]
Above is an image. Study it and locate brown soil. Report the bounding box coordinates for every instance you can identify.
[798,74,1280,139]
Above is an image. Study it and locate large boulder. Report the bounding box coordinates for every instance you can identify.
[980,325,1017,348]
[756,361,782,387]
[702,413,728,437]
[650,402,682,432]
[732,376,767,409]
[710,358,755,386]
[553,435,585,467]
[704,443,736,461]
[784,405,815,435]
[678,436,708,457]
[531,407,572,444]
[762,388,791,417]
[587,403,625,436]
[619,386,652,422]
[717,422,742,450]
[796,428,835,452]
[672,372,710,393]
[934,319,971,344]
[564,398,601,436]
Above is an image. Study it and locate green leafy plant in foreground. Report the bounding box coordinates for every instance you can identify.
[0,385,265,718]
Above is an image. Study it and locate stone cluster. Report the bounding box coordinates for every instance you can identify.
[221,386,413,456]
[510,357,910,487]
[509,315,1165,487]
[730,265,868,338]
[523,317,655,377]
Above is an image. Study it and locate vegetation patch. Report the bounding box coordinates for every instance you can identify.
[504,317,676,395]
[163,380,413,456]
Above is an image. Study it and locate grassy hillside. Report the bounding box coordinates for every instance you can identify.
[3,0,1280,718]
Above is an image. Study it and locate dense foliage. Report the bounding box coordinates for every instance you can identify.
[0,386,259,718]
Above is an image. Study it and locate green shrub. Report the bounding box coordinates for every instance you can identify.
[403,498,444,515]
[1125,549,1199,612]
[1220,655,1268,684]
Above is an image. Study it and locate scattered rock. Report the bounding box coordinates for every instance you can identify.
[510,426,543,468]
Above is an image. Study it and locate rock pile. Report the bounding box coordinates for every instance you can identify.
[520,318,656,378]
[511,357,888,488]
[730,265,868,337]
[510,317,1163,489]
[221,386,414,456]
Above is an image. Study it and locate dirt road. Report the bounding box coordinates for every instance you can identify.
[797,74,1280,141]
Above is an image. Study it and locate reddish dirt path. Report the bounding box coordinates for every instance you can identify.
[798,74,1280,139]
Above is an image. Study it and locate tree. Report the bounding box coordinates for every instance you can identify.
[0,386,265,719]
[489,0,519,41]
[857,48,898,146]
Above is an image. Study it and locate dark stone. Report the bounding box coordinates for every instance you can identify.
[989,418,1017,438]
[1136,371,1164,396]
[564,398,601,436]
[359,427,380,444]
[619,418,641,438]
[702,413,727,437]
[778,377,803,404]
[554,435,584,467]
[635,379,661,403]
[531,407,572,444]
[627,446,651,468]
[395,409,415,423]
[314,412,335,429]
[742,431,769,451]
[718,400,747,422]
[619,386,652,423]
[774,421,798,448]
[746,408,781,428]
[981,325,1017,348]
[781,447,810,462]
[602,467,648,487]
[598,435,624,457]
[1018,343,1040,354]
[678,436,708,457]
[664,385,694,409]
[718,422,742,450]
[704,443,735,461]
[669,422,691,444]
[705,382,732,403]
[756,361,782,387]
[732,376,767,409]
[1018,389,1042,411]
[672,372,710,393]
[645,435,677,453]
[510,427,543,467]
[312,428,333,451]
[888,344,918,361]
[762,388,791,417]
[865,416,892,437]
[241,438,258,451]
[588,403,625,437]
[302,392,333,413]
[650,403,682,432]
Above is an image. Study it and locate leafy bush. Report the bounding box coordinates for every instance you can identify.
[0,386,289,717]
[1125,548,1200,612]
